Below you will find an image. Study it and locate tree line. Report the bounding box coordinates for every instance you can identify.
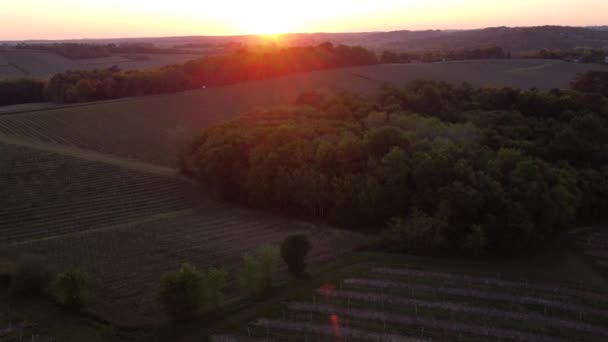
[380,46,510,64]
[0,78,46,106]
[180,78,608,257]
[33,42,379,103]
[527,48,608,64]
[16,42,199,59]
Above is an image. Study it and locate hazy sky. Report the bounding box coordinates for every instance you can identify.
[2,0,607,40]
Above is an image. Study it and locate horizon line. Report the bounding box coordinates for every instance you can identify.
[2,24,606,43]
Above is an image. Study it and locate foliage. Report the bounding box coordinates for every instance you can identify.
[571,71,608,97]
[383,214,447,254]
[16,42,197,59]
[0,78,46,105]
[43,42,378,104]
[204,267,228,311]
[10,255,53,297]
[158,263,205,322]
[239,245,280,296]
[381,46,509,63]
[528,48,607,64]
[281,235,312,277]
[0,260,14,288]
[52,269,90,310]
[182,79,608,257]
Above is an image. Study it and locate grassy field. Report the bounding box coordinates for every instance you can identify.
[2,59,607,168]
[0,48,202,79]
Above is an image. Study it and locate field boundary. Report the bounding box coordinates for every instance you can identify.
[0,132,189,181]
[8,208,195,247]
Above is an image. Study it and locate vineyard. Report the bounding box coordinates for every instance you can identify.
[0,140,366,325]
[216,261,608,341]
[7,206,366,325]
[578,229,608,274]
[0,141,200,245]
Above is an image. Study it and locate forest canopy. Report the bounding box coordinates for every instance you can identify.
[181,79,608,257]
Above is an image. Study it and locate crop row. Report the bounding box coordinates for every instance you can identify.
[1,142,199,244]
[0,110,178,166]
[372,267,608,304]
[344,278,608,319]
[324,289,608,337]
[286,302,567,342]
[255,318,426,342]
[10,207,362,320]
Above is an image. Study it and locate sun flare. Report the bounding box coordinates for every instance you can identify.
[229,2,304,35]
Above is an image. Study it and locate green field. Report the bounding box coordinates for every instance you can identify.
[0,48,202,79]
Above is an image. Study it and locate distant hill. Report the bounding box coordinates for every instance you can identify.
[3,26,608,54]
[356,26,608,53]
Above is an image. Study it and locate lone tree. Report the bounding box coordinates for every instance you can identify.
[280,234,311,277]
[52,269,90,311]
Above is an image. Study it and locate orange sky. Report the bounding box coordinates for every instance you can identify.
[1,0,607,40]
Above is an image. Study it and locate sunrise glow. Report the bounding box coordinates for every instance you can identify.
[1,0,608,40]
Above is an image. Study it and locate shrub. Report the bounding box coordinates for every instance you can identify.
[256,245,280,290]
[0,260,14,288]
[204,267,228,311]
[10,256,52,297]
[52,269,90,310]
[382,212,447,254]
[460,224,488,257]
[280,235,311,277]
[238,245,280,296]
[239,254,262,296]
[159,264,204,322]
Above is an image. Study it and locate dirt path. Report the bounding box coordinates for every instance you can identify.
[0,132,191,182]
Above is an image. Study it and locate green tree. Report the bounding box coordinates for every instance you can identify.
[52,269,90,310]
[460,224,487,257]
[159,264,204,322]
[280,234,311,277]
[204,267,228,311]
[238,245,279,296]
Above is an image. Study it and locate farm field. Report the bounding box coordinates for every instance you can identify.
[6,203,367,326]
[0,134,367,326]
[577,228,608,275]
[216,254,608,342]
[1,59,607,168]
[0,48,202,79]
[0,140,201,245]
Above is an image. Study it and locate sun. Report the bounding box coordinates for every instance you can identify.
[231,2,301,35]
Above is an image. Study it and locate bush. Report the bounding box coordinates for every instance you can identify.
[238,245,280,296]
[382,213,447,254]
[204,267,228,311]
[10,256,52,297]
[0,260,14,288]
[280,235,311,277]
[159,264,205,322]
[256,245,280,289]
[52,269,90,310]
[239,254,262,297]
[460,224,488,257]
